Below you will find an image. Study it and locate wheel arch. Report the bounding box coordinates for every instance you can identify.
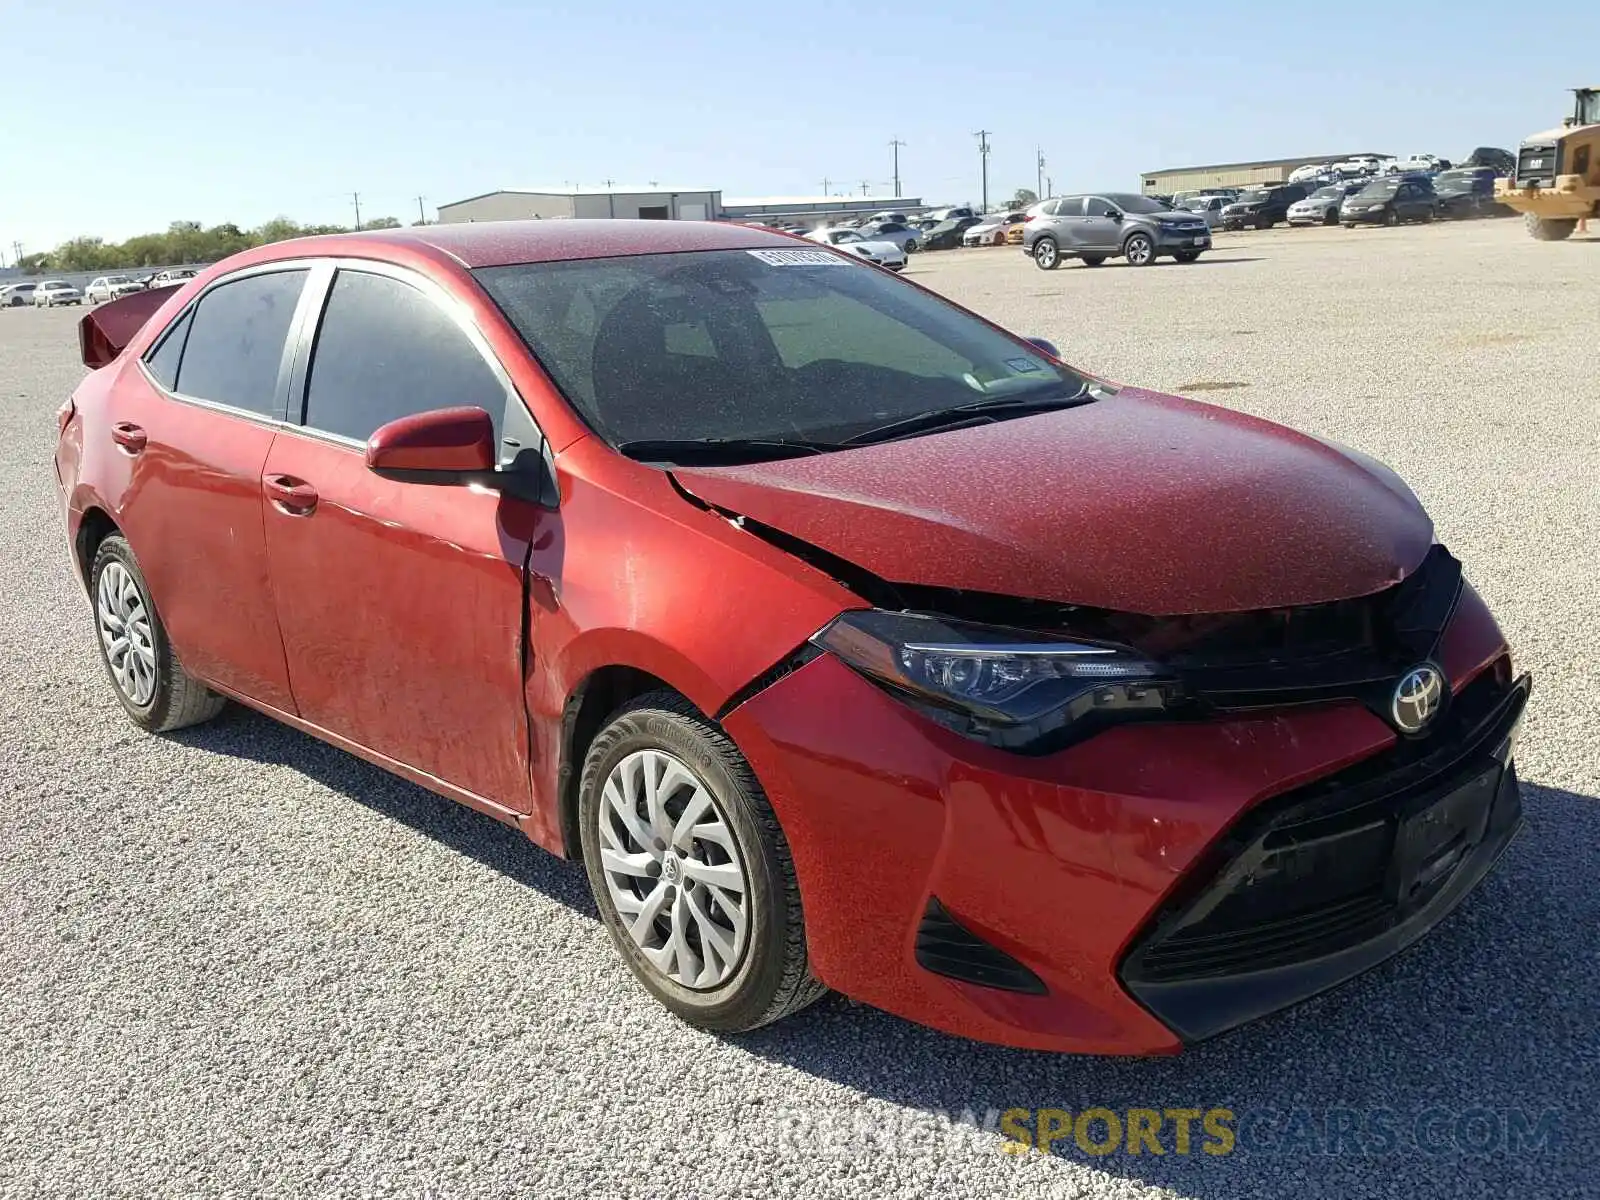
[73,505,121,594]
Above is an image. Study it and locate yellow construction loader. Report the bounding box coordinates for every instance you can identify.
[1495,87,1600,240]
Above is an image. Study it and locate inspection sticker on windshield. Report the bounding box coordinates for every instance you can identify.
[1005,358,1045,373]
[746,249,850,267]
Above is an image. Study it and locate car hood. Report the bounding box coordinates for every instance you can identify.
[671,389,1433,615]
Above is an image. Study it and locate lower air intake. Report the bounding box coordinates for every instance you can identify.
[915,898,1046,994]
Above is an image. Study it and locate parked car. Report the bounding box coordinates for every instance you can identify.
[1433,168,1506,218]
[1,282,38,307]
[962,212,1027,246]
[1463,147,1515,176]
[925,206,977,222]
[1005,220,1027,245]
[866,210,910,224]
[1286,182,1367,226]
[59,220,1528,1054]
[855,220,922,253]
[1341,176,1438,226]
[803,227,906,270]
[1024,193,1211,268]
[85,275,145,304]
[1220,185,1308,230]
[917,216,982,251]
[1176,195,1228,228]
[147,268,199,289]
[33,280,83,306]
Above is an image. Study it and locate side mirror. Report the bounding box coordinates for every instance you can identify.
[1024,336,1061,359]
[1107,210,1123,221]
[366,406,497,480]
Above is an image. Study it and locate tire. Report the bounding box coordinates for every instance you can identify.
[1032,236,1060,270]
[1079,254,1106,267]
[89,535,227,733]
[1173,249,1202,263]
[1526,214,1578,241]
[1383,208,1398,227]
[1324,208,1339,226]
[1256,216,1273,230]
[903,240,917,254]
[1344,222,1356,229]
[1123,232,1155,266]
[578,691,825,1033]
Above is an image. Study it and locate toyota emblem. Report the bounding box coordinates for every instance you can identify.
[1391,664,1445,734]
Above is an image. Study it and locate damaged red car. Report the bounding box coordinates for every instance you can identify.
[54,220,1528,1054]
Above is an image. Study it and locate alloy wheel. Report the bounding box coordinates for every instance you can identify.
[1126,235,1154,265]
[597,749,750,990]
[1034,238,1058,269]
[96,560,156,706]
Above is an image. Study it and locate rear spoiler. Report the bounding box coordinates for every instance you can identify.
[78,285,182,368]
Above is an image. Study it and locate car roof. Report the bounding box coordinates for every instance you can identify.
[252,219,796,270]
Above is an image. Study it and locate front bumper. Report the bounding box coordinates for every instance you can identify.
[1155,228,1211,249]
[722,582,1517,1054]
[1341,206,1393,225]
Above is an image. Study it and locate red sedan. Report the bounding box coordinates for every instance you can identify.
[54,220,1528,1053]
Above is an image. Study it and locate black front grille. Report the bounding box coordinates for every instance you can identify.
[1122,670,1526,988]
[1516,143,1561,188]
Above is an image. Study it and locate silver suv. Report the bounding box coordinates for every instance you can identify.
[1023,193,1211,269]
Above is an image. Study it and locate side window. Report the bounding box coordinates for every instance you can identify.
[173,271,307,415]
[1085,197,1116,217]
[303,269,507,443]
[144,307,194,391]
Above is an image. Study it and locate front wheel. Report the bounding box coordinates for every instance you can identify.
[1383,208,1399,227]
[579,692,825,1033]
[903,240,917,254]
[1526,214,1578,241]
[1324,208,1340,226]
[1032,236,1060,270]
[1256,216,1274,230]
[90,535,227,732]
[1079,254,1106,267]
[1123,232,1155,266]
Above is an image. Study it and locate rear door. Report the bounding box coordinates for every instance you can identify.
[259,262,544,814]
[113,265,312,710]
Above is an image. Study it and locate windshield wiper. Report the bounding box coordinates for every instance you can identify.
[614,436,849,464]
[840,390,1096,447]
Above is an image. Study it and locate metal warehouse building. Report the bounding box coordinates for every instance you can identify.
[438,187,722,223]
[1140,153,1390,195]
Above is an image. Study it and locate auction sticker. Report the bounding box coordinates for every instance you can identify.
[746,249,850,267]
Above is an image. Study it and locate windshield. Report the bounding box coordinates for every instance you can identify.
[1237,190,1271,204]
[477,248,1088,453]
[1434,171,1481,192]
[1358,180,1400,198]
[1310,187,1344,200]
[105,275,130,284]
[41,281,71,289]
[1104,194,1167,214]
[828,230,863,243]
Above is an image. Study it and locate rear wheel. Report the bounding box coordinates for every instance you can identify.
[1032,236,1060,270]
[1173,249,1203,263]
[1324,208,1340,226]
[903,239,917,254]
[1123,232,1155,266]
[1526,214,1578,241]
[1079,254,1106,267]
[579,692,824,1032]
[90,535,226,732]
[1383,208,1399,227]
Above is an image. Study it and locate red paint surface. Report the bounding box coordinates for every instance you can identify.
[366,406,497,473]
[675,389,1435,615]
[52,221,1514,1053]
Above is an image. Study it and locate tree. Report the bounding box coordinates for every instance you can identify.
[1010,188,1038,210]
[359,216,402,230]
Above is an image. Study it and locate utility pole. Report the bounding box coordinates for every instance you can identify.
[12,241,23,267]
[860,180,871,196]
[889,139,905,198]
[415,196,427,224]
[1047,175,1053,198]
[974,131,992,212]
[602,178,616,188]
[352,192,362,230]
[1036,147,1046,198]
[819,177,833,196]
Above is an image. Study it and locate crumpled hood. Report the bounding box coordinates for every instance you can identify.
[672,389,1433,615]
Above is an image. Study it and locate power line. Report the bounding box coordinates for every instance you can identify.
[974,131,992,212]
[889,139,906,198]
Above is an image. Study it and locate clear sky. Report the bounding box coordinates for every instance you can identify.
[5,0,1597,254]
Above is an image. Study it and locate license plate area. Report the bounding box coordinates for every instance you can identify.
[1386,766,1498,907]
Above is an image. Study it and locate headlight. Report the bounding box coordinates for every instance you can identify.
[812,610,1176,749]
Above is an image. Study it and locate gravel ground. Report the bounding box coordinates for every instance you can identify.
[1,220,1596,1199]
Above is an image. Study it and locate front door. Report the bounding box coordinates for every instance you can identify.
[1079,197,1123,251]
[260,265,544,813]
[114,267,312,711]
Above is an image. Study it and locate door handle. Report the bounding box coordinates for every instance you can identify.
[111,422,147,454]
[264,474,318,515]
